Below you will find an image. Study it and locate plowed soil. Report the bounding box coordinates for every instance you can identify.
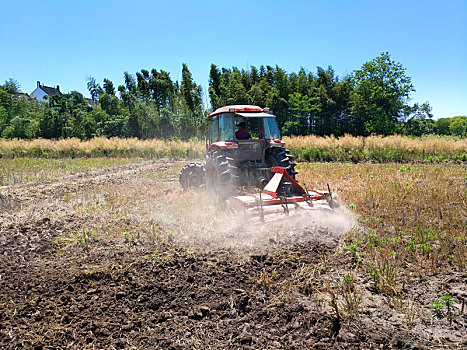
[0,159,465,349]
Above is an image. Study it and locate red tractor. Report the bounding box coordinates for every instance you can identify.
[179,105,334,221]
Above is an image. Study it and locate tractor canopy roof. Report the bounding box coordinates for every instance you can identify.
[209,105,272,118]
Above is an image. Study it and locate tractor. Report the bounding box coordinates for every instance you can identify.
[179,105,335,222]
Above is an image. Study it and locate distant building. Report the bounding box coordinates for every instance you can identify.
[85,98,98,106]
[30,81,61,101]
[11,93,31,101]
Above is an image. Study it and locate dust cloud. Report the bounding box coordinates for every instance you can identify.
[165,190,356,254]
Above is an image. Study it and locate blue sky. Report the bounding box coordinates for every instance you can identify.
[1,0,466,118]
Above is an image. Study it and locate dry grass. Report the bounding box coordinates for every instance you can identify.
[285,134,467,162]
[1,135,466,163]
[0,137,205,159]
[298,162,466,272]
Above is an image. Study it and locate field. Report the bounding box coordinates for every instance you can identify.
[0,152,466,348]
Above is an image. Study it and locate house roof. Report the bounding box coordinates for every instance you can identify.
[40,84,61,96]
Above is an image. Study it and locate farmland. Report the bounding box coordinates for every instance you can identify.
[0,140,466,349]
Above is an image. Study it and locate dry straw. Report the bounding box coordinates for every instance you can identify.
[0,137,205,158]
[285,134,467,162]
[0,135,466,161]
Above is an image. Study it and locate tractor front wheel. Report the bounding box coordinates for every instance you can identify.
[179,162,205,190]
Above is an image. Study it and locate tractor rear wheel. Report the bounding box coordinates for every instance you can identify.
[179,162,205,190]
[205,150,239,202]
[266,147,298,180]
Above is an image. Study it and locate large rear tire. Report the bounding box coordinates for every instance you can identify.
[266,147,298,180]
[205,150,239,202]
[179,162,205,190]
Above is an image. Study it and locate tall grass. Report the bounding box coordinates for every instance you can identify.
[0,137,205,159]
[285,134,467,162]
[0,135,465,162]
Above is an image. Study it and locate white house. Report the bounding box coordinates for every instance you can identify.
[30,81,61,101]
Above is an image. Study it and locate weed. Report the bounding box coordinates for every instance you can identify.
[255,268,277,294]
[418,243,433,258]
[368,232,380,247]
[317,276,360,320]
[167,230,175,241]
[343,238,362,266]
[440,294,456,323]
[368,269,381,293]
[123,231,135,244]
[321,280,341,319]
[399,164,411,172]
[79,227,89,248]
[341,274,361,316]
[430,300,444,318]
[55,226,93,251]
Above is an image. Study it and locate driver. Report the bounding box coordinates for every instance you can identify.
[235,121,251,140]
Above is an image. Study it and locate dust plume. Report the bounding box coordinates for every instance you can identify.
[165,190,356,254]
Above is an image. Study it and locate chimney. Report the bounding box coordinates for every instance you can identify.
[56,85,60,92]
[37,81,41,88]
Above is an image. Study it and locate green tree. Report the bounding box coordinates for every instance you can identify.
[283,92,316,135]
[149,69,174,111]
[349,52,415,135]
[209,64,222,110]
[180,63,205,139]
[3,78,22,94]
[103,79,115,96]
[402,103,433,136]
[449,116,467,137]
[434,118,451,135]
[86,76,103,102]
[228,69,248,105]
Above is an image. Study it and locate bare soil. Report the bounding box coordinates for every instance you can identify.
[0,160,465,349]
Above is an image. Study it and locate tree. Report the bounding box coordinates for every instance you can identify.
[228,69,248,105]
[349,52,415,135]
[86,76,102,102]
[208,64,222,110]
[124,72,137,95]
[180,64,205,138]
[136,70,150,101]
[3,78,22,94]
[434,118,451,135]
[402,103,433,136]
[283,92,317,135]
[449,116,467,137]
[103,79,115,96]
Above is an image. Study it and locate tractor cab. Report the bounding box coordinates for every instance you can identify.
[233,113,282,141]
[207,105,284,163]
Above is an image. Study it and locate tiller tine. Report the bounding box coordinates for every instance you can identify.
[228,167,334,223]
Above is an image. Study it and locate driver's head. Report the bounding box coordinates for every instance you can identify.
[237,121,246,129]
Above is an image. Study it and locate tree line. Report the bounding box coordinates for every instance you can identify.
[1,53,466,140]
[0,64,205,140]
